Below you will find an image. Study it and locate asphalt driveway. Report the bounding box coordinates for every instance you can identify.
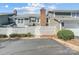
[0,39,79,55]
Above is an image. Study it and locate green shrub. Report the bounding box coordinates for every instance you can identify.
[57,29,74,41]
[19,34,27,37]
[9,33,34,38]
[0,34,8,38]
[9,34,21,38]
[27,32,34,37]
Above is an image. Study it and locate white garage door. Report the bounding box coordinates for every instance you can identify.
[64,20,79,28]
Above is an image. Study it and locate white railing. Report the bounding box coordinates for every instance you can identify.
[55,15,71,18]
[51,15,79,18]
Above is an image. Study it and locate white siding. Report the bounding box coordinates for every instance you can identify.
[0,15,8,25]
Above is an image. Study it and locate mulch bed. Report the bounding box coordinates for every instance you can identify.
[67,39,79,46]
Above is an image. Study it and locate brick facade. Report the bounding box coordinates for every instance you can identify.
[40,8,46,26]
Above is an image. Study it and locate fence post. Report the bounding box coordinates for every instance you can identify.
[35,26,40,38]
[7,27,13,39]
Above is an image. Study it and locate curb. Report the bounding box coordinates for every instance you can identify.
[0,37,49,40]
[52,37,79,52]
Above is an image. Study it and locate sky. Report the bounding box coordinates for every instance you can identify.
[0,3,79,14]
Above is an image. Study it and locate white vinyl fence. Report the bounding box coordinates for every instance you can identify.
[1,26,79,36]
[0,26,57,36]
[66,28,79,36]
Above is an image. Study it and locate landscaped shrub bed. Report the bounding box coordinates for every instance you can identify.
[9,34,21,38]
[0,34,8,38]
[57,29,74,41]
[26,32,34,37]
[9,32,34,38]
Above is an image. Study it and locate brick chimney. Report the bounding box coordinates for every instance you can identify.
[13,9,17,16]
[40,8,46,26]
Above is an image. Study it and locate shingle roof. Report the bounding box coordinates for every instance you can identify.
[11,14,40,18]
[48,10,79,13]
[0,13,14,16]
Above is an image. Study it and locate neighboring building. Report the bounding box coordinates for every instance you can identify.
[0,9,17,27]
[0,8,47,27]
[10,14,40,27]
[47,10,79,29]
[0,14,15,27]
[0,8,79,28]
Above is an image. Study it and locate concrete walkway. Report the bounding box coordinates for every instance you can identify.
[0,39,78,55]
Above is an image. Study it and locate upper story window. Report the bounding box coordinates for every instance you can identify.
[72,12,79,17]
[55,12,71,15]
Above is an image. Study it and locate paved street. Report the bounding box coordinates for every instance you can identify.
[0,39,79,55]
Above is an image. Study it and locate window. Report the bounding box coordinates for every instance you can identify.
[55,12,71,15]
[25,18,28,20]
[46,18,48,22]
[18,19,24,23]
[48,13,53,17]
[37,18,39,22]
[76,13,79,16]
[72,13,76,17]
[31,20,35,22]
[18,19,20,23]
[61,22,64,27]
[15,18,17,20]
[21,19,23,23]
[30,17,36,22]
[72,13,79,17]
